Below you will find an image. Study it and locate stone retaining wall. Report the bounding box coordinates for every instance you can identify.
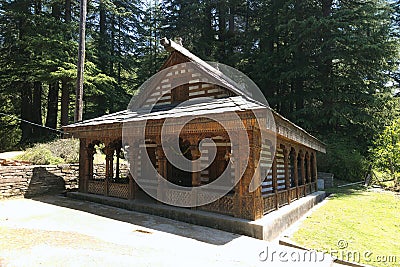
[0,163,130,199]
[0,164,80,199]
[317,172,334,189]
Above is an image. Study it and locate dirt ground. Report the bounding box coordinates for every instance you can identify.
[0,195,331,267]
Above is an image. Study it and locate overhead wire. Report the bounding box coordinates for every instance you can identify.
[0,112,70,135]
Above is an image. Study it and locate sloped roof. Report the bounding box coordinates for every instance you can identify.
[65,96,263,128]
[63,38,326,153]
[64,96,326,152]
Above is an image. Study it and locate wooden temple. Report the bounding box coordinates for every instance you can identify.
[63,38,326,221]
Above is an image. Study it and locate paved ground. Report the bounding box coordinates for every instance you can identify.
[0,195,332,267]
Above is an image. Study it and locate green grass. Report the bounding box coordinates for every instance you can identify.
[292,185,400,267]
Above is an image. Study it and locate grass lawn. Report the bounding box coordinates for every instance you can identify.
[291,185,400,267]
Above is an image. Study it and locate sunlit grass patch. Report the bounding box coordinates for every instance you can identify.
[292,186,400,267]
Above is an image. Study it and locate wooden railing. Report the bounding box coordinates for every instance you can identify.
[263,182,318,214]
[197,194,234,216]
[87,180,129,199]
[263,194,276,214]
[289,188,297,201]
[278,191,288,207]
[88,180,105,195]
[109,183,129,199]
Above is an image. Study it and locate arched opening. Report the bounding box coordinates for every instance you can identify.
[166,138,192,187]
[297,152,303,186]
[135,140,158,200]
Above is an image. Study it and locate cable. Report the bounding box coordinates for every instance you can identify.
[0,112,70,135]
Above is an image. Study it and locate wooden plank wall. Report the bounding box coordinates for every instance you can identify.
[142,63,234,108]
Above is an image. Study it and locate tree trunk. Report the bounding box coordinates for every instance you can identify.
[65,0,71,22]
[321,0,333,88]
[217,1,226,61]
[32,81,43,138]
[99,0,107,72]
[20,83,33,142]
[294,0,304,111]
[75,0,87,122]
[46,82,59,130]
[60,80,70,126]
[61,0,72,126]
[110,14,115,76]
[35,0,42,14]
[52,0,61,18]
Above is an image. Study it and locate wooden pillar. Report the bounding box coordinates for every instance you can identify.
[104,142,114,196]
[232,134,243,217]
[115,144,121,180]
[132,141,141,199]
[306,152,311,185]
[234,129,263,220]
[86,143,96,193]
[272,156,278,209]
[127,142,137,200]
[190,142,201,207]
[293,148,299,199]
[283,147,291,204]
[156,144,167,201]
[78,138,88,193]
[300,151,305,196]
[189,138,201,187]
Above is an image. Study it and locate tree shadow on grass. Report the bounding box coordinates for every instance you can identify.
[325,184,367,199]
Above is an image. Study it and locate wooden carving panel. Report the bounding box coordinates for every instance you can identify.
[197,195,234,216]
[88,180,105,195]
[278,191,288,207]
[289,188,297,201]
[263,195,276,214]
[108,183,129,199]
[165,189,191,206]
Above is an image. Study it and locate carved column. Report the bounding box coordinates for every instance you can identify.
[103,142,115,196]
[127,142,138,200]
[78,139,88,193]
[115,143,121,180]
[232,132,243,218]
[300,151,305,197]
[252,130,263,219]
[272,156,278,209]
[234,129,263,220]
[283,147,291,204]
[306,152,311,185]
[190,144,201,187]
[86,143,96,193]
[293,148,299,199]
[156,144,167,202]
